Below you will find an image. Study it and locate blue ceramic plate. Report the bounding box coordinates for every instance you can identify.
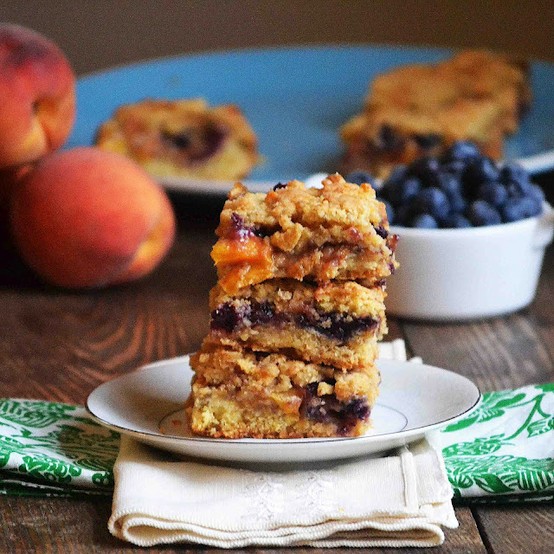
[68,45,554,193]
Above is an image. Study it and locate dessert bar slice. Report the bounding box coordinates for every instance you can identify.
[341,99,506,179]
[207,279,387,370]
[368,50,530,134]
[211,174,398,293]
[340,49,531,179]
[95,98,259,181]
[188,345,380,438]
[446,50,531,133]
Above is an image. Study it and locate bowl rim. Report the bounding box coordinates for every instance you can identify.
[389,201,553,238]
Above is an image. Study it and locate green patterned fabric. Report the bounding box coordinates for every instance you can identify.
[441,384,554,502]
[0,399,118,497]
[1,385,553,501]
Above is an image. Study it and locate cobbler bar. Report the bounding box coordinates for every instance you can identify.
[95,98,259,180]
[340,49,531,179]
[211,174,398,293]
[207,279,387,370]
[189,345,380,438]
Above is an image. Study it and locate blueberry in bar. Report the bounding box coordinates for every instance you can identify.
[211,174,398,294]
[340,49,531,180]
[95,98,259,181]
[207,279,387,370]
[188,345,380,438]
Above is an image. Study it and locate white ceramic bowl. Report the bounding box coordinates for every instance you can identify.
[385,202,554,321]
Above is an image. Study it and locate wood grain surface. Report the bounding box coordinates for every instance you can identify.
[0,177,553,553]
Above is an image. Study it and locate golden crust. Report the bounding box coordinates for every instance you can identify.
[211,174,398,293]
[219,174,387,235]
[210,278,386,317]
[95,98,259,180]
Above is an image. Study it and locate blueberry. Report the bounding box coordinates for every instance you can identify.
[501,196,542,222]
[163,125,225,160]
[413,187,450,221]
[411,213,438,228]
[380,167,404,201]
[407,157,441,187]
[163,130,191,149]
[500,162,530,185]
[448,191,467,214]
[345,170,376,187]
[464,157,500,184]
[384,176,421,206]
[462,160,500,201]
[442,159,467,177]
[211,303,242,332]
[386,165,408,185]
[501,198,525,222]
[402,177,422,201]
[438,173,466,211]
[507,180,533,198]
[467,200,502,226]
[249,301,275,325]
[229,213,256,240]
[438,172,461,196]
[442,212,472,228]
[524,197,543,218]
[344,398,371,421]
[529,184,545,204]
[413,133,441,150]
[394,203,415,226]
[376,124,405,151]
[477,181,508,207]
[500,162,532,196]
[443,141,481,162]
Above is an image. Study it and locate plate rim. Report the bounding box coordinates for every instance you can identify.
[85,355,482,449]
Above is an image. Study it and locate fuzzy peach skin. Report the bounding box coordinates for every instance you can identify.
[0,23,76,168]
[10,147,176,288]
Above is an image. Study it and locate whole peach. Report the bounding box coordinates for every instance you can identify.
[10,147,176,288]
[0,24,76,168]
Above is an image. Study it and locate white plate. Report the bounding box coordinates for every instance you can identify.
[86,356,480,463]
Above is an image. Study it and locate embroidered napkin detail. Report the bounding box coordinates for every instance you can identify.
[441,384,554,501]
[0,398,117,497]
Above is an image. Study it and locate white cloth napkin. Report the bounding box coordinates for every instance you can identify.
[108,340,458,548]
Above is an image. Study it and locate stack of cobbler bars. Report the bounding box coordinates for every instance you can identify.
[188,174,398,438]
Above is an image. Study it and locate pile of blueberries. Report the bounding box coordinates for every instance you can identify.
[347,141,545,228]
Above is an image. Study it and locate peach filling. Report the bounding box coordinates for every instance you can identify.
[211,236,273,294]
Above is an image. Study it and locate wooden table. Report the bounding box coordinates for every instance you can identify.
[1,173,553,553]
